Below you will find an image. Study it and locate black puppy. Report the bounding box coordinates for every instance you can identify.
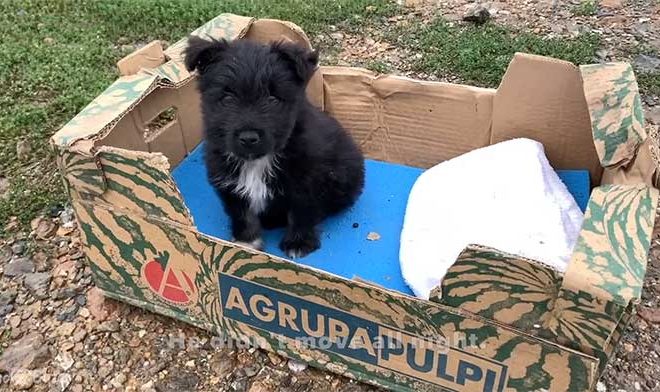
[184,37,365,258]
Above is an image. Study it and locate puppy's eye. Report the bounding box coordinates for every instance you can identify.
[220,95,235,105]
[267,95,280,104]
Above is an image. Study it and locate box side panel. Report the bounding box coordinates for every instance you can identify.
[580,64,645,168]
[74,200,599,392]
[597,303,634,376]
[321,67,495,169]
[56,148,107,201]
[95,147,193,226]
[562,184,659,306]
[492,53,603,186]
[580,62,658,187]
[601,138,657,186]
[435,246,626,367]
[96,111,149,152]
[176,80,205,152]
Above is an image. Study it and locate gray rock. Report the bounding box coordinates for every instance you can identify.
[11,241,26,255]
[75,294,86,306]
[4,257,35,277]
[634,54,660,73]
[287,359,308,373]
[56,304,78,322]
[140,381,155,391]
[110,373,127,388]
[98,365,113,380]
[16,139,31,161]
[0,333,50,372]
[243,365,259,377]
[330,32,345,41]
[54,287,77,300]
[463,3,491,25]
[646,106,660,125]
[96,319,120,333]
[11,369,34,390]
[23,272,51,299]
[56,352,75,371]
[0,304,13,317]
[57,373,72,392]
[230,379,247,391]
[156,370,200,392]
[72,329,87,343]
[596,49,610,61]
[60,206,76,227]
[0,176,9,199]
[0,245,12,264]
[0,289,17,306]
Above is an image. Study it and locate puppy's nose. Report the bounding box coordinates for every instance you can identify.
[238,130,260,147]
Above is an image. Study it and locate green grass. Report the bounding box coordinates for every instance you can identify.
[637,73,660,96]
[364,60,393,74]
[572,0,598,16]
[631,46,660,96]
[402,19,600,88]
[0,0,397,235]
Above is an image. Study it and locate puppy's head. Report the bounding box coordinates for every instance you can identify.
[184,36,318,160]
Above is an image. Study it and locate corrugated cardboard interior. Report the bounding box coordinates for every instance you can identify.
[96,53,603,182]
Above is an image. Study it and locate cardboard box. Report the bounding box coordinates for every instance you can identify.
[51,14,660,392]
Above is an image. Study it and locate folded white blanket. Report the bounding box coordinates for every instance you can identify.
[399,138,584,299]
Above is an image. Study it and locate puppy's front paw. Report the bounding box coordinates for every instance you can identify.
[280,231,320,259]
[233,237,264,251]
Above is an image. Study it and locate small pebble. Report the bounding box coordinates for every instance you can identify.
[366,232,381,241]
[287,359,308,373]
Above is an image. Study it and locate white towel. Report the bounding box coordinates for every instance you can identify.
[399,138,584,299]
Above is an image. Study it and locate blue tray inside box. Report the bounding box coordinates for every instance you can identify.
[172,143,591,296]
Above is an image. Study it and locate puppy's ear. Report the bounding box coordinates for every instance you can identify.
[271,41,319,83]
[183,36,228,73]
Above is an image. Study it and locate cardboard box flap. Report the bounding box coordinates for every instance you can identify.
[580,63,647,170]
[431,244,628,364]
[57,139,107,199]
[431,244,563,331]
[51,73,160,148]
[164,13,255,62]
[117,40,167,77]
[492,53,603,186]
[561,184,659,306]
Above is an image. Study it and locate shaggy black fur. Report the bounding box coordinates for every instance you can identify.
[184,36,365,258]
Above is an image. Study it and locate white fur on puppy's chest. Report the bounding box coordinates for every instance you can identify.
[233,156,275,214]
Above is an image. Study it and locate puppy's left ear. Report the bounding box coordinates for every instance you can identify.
[184,36,228,73]
[272,41,319,84]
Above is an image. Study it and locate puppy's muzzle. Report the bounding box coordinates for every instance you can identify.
[238,130,261,148]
